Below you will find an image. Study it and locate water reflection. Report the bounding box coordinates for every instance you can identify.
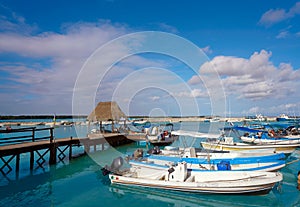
[109,184,281,207]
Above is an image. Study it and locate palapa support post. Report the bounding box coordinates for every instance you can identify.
[111,120,114,133]
[100,121,103,133]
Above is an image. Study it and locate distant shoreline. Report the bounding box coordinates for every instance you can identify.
[0,115,279,122]
[0,115,278,119]
[0,115,87,120]
[0,115,281,127]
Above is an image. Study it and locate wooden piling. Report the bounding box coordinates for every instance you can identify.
[49,143,56,165]
[30,151,34,171]
[16,154,20,179]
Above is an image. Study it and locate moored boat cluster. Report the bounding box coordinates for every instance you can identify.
[103,121,300,195]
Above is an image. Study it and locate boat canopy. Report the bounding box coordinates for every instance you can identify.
[229,126,265,133]
[171,130,221,139]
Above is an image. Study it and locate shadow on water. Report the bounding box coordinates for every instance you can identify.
[0,155,97,196]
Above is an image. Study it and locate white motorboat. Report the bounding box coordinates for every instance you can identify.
[108,160,282,195]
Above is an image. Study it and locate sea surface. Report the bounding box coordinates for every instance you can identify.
[0,120,300,207]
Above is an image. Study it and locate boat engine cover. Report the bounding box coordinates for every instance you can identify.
[217,160,231,170]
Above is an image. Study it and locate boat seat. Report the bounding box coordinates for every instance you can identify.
[183,147,196,157]
[185,175,194,182]
[189,147,196,157]
[151,127,158,135]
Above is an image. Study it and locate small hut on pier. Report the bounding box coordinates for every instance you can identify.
[87,101,126,133]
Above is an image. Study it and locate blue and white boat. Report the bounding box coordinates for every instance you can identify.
[139,155,285,172]
[227,125,300,145]
[276,114,300,122]
[128,147,286,172]
[240,133,300,145]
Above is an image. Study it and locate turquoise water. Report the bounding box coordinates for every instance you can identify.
[1,121,300,207]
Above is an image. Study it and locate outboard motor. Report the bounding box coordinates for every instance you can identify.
[101,156,124,176]
[147,146,161,155]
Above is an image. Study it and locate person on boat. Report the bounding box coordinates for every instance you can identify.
[163,130,169,138]
[160,132,165,141]
[291,128,299,135]
[268,129,276,137]
[256,132,262,138]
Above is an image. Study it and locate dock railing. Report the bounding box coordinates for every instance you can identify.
[0,127,132,180]
[0,127,54,145]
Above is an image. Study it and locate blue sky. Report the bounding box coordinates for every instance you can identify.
[0,0,300,117]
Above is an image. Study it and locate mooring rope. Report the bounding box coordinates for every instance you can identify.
[286,158,300,165]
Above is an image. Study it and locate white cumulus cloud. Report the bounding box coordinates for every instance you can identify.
[190,49,300,103]
[259,2,300,26]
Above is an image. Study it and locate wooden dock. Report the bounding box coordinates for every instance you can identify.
[0,127,133,179]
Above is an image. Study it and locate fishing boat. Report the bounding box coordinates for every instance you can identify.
[129,146,286,172]
[132,120,151,127]
[203,117,220,122]
[201,137,298,154]
[107,158,282,195]
[224,125,300,145]
[124,122,178,146]
[276,114,300,122]
[145,123,179,146]
[171,129,298,154]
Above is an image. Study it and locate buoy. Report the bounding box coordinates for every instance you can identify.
[298,171,300,185]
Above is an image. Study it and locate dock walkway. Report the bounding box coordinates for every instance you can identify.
[0,127,132,180]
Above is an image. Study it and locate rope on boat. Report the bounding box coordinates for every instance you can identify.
[286,158,300,165]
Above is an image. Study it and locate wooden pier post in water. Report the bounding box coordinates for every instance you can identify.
[30,151,34,172]
[16,154,20,179]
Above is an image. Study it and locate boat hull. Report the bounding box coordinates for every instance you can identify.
[125,133,146,141]
[240,136,300,145]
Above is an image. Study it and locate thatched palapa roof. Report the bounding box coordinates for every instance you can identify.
[87,101,126,122]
